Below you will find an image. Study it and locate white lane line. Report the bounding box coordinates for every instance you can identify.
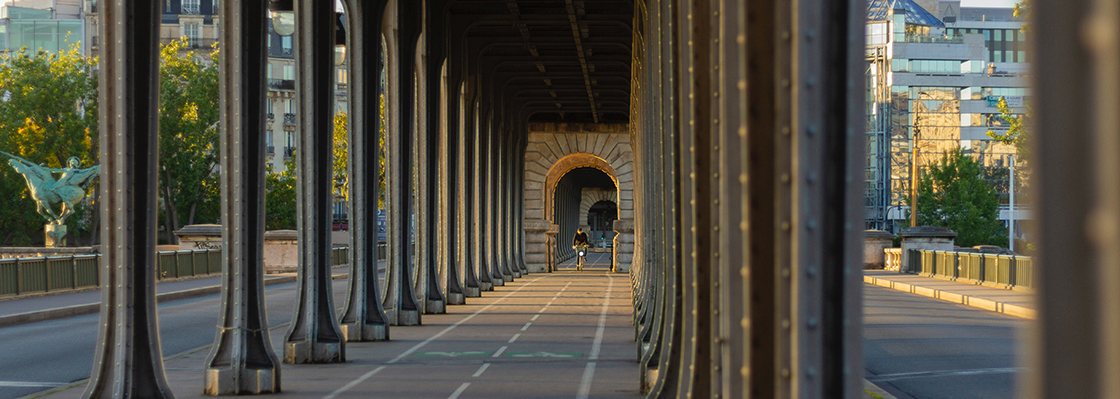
[530,314,540,321]
[538,307,548,313]
[448,382,471,399]
[472,363,491,377]
[492,346,508,358]
[589,274,614,360]
[508,333,521,343]
[386,277,545,364]
[325,277,547,399]
[521,322,532,331]
[0,381,67,388]
[576,273,614,399]
[323,366,386,399]
[576,362,597,399]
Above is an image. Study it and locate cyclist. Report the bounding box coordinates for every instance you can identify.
[572,228,590,271]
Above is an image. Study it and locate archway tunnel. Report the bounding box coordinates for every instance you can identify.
[552,167,617,262]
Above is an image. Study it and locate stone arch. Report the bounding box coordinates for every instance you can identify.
[543,153,618,222]
[521,123,634,273]
[579,189,618,229]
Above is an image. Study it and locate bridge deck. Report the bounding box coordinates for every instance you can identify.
[41,262,638,398]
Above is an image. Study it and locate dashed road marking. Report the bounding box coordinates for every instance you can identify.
[508,333,521,343]
[447,382,471,399]
[521,322,532,331]
[492,346,508,358]
[472,363,491,378]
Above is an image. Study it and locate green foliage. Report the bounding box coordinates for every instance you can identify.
[266,156,297,230]
[334,112,348,199]
[0,44,99,244]
[158,38,221,242]
[912,149,1008,247]
[985,97,1028,158]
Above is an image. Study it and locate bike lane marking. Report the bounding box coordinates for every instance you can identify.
[577,273,614,399]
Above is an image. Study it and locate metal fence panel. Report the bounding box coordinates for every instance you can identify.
[1014,257,1033,290]
[46,256,75,291]
[0,258,18,296]
[75,255,99,288]
[982,254,999,284]
[18,258,47,294]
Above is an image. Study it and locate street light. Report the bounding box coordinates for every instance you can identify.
[335,12,347,66]
[269,0,295,36]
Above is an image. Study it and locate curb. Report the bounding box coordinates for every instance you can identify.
[0,270,353,329]
[864,379,897,399]
[864,275,1036,319]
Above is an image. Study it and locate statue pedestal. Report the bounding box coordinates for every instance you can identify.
[45,224,66,248]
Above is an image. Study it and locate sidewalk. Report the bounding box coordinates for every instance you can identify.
[863,270,1036,319]
[0,264,368,328]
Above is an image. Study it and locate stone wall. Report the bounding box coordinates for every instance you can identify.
[522,123,634,272]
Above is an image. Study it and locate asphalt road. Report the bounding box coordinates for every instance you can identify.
[863,284,1026,399]
[0,278,352,399]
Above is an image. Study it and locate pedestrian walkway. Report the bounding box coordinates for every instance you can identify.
[864,270,1035,319]
[556,252,612,272]
[40,272,640,399]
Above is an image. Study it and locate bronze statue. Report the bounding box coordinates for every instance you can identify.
[2,151,100,226]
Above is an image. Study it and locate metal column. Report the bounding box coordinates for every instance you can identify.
[203,0,282,393]
[82,2,173,397]
[339,0,391,342]
[283,0,346,364]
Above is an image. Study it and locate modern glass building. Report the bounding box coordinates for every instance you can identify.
[865,0,1028,233]
[0,0,84,54]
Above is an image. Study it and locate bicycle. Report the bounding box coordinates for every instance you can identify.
[574,244,588,271]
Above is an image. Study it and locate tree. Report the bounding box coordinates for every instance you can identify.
[333,112,348,199]
[265,156,298,230]
[913,149,1008,247]
[0,45,99,245]
[158,38,221,243]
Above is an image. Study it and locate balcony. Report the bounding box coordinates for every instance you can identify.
[268,79,295,91]
[266,113,275,120]
[266,146,275,154]
[283,113,296,125]
[159,37,217,49]
[284,147,297,159]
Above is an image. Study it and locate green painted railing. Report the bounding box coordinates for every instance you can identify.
[0,246,353,299]
[908,249,1033,291]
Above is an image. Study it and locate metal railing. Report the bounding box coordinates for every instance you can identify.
[0,246,355,299]
[897,248,1033,291]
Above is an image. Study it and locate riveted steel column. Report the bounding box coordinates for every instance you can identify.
[516,135,530,274]
[772,0,865,395]
[499,131,517,279]
[388,0,423,326]
[283,0,346,364]
[452,78,480,299]
[472,96,495,292]
[203,0,282,394]
[339,0,390,342]
[421,0,448,314]
[486,117,510,284]
[1029,0,1116,398]
[442,37,467,307]
[82,2,173,398]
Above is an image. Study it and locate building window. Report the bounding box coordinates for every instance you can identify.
[184,23,201,47]
[286,99,295,113]
[183,0,200,14]
[281,35,292,54]
[283,65,294,80]
[337,69,348,85]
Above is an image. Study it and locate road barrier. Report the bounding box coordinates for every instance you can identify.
[895,248,1033,291]
[0,246,352,299]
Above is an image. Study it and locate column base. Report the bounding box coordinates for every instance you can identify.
[447,292,465,305]
[464,286,481,297]
[425,299,445,314]
[492,277,505,286]
[479,281,494,291]
[283,341,344,364]
[204,366,280,395]
[397,309,421,326]
[512,269,522,278]
[341,322,389,342]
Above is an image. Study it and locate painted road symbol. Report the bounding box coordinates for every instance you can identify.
[505,351,582,358]
[414,351,492,358]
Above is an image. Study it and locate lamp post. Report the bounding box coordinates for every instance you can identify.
[268,0,295,36]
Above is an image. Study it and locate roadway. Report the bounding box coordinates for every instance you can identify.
[864,284,1025,399]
